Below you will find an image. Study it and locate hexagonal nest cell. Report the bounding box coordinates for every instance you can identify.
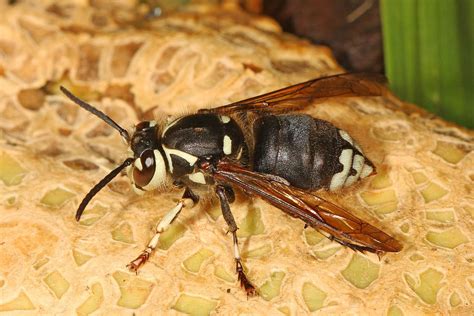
[0,1,473,315]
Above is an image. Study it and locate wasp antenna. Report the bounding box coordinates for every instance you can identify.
[76,158,134,221]
[60,86,131,143]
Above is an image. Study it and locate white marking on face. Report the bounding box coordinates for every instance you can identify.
[223,135,232,155]
[127,165,145,195]
[188,172,206,184]
[329,149,353,190]
[339,130,353,145]
[360,163,374,178]
[344,154,365,187]
[142,150,167,191]
[162,145,198,173]
[134,158,143,171]
[220,115,231,123]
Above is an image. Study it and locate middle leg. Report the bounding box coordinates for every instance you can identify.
[215,185,257,296]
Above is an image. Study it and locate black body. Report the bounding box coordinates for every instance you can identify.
[161,113,371,192]
[254,114,350,189]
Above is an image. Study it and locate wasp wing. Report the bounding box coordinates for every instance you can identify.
[200,73,388,114]
[208,161,402,253]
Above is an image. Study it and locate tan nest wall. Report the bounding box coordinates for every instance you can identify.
[0,1,473,315]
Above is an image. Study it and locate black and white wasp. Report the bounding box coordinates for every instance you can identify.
[61,73,402,295]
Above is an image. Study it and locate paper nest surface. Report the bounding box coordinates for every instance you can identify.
[0,1,473,315]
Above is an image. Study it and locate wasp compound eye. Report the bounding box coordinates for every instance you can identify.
[132,149,167,191]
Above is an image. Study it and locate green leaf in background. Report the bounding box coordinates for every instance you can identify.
[381,0,473,128]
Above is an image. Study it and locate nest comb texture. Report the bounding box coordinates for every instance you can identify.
[0,1,473,315]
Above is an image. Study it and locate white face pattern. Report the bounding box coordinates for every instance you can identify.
[128,149,167,194]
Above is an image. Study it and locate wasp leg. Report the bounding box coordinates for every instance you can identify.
[215,185,257,296]
[127,187,198,273]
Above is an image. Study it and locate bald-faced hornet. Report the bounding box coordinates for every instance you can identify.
[61,73,402,296]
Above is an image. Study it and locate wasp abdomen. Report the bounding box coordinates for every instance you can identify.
[253,114,374,191]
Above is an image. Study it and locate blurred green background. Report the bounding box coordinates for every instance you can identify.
[381,0,473,128]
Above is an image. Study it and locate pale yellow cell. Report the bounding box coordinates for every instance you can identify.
[40,188,75,207]
[302,282,327,312]
[260,271,285,301]
[360,189,397,206]
[214,265,235,283]
[341,254,380,289]
[411,171,428,185]
[44,270,70,299]
[33,257,49,270]
[372,126,403,141]
[449,292,462,307]
[237,206,265,237]
[6,196,16,205]
[79,204,108,226]
[72,249,93,266]
[158,222,186,250]
[112,271,154,309]
[278,306,291,316]
[387,305,403,316]
[400,223,410,233]
[0,291,35,312]
[314,246,341,260]
[432,142,467,164]
[76,283,103,316]
[0,152,27,186]
[304,229,325,246]
[425,209,455,223]
[183,248,214,273]
[405,268,444,305]
[373,201,398,215]
[370,172,392,189]
[242,243,272,258]
[172,293,218,316]
[111,222,134,244]
[420,182,448,203]
[464,205,474,218]
[426,227,468,249]
[409,254,424,262]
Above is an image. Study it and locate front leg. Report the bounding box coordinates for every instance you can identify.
[127,187,199,272]
[215,185,257,296]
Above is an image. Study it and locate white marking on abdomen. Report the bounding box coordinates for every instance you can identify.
[360,163,374,178]
[344,154,364,187]
[220,115,231,123]
[162,145,198,173]
[188,172,206,184]
[329,149,353,190]
[340,129,364,152]
[339,130,353,145]
[223,135,232,155]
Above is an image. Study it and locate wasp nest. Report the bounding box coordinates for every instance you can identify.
[0,1,472,315]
